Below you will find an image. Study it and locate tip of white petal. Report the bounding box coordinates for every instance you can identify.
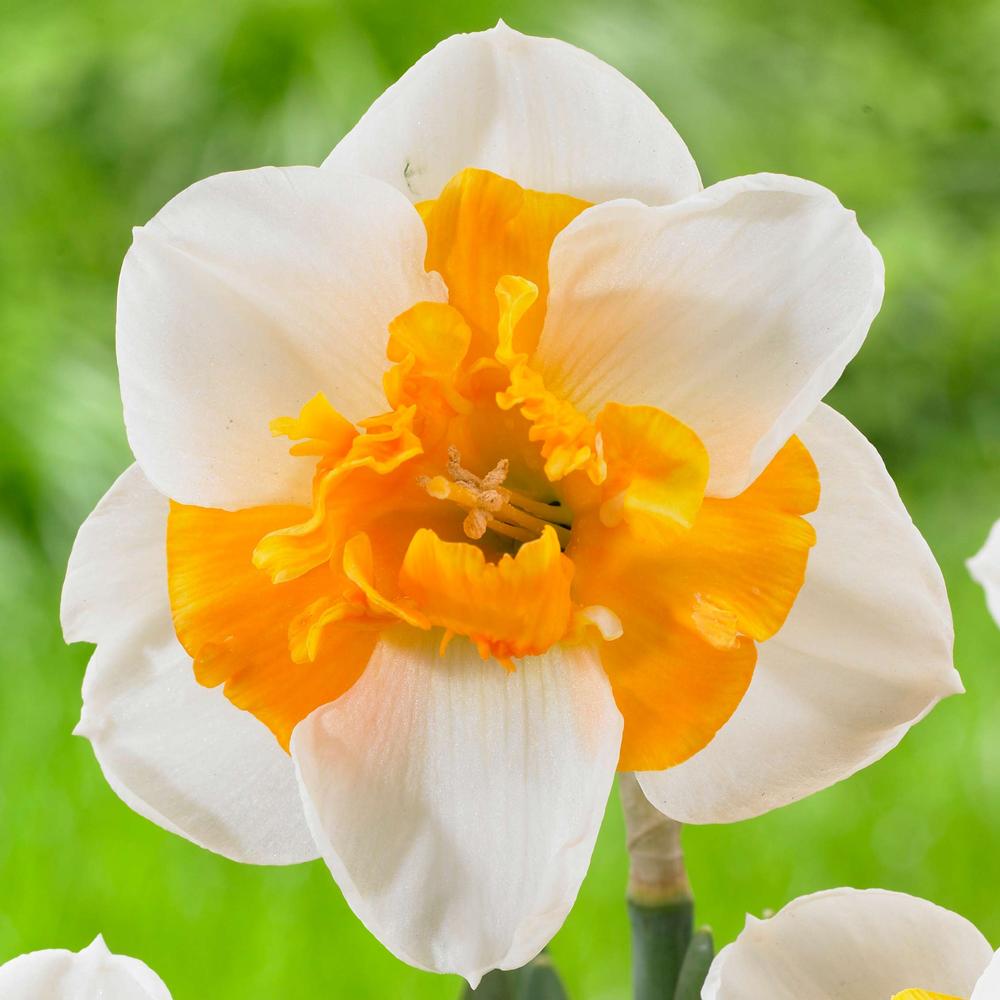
[82,934,110,956]
[73,710,102,740]
[943,668,966,697]
[966,552,986,581]
[489,19,524,43]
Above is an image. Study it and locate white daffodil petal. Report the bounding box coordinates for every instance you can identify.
[324,23,701,206]
[0,936,171,1000]
[62,464,318,865]
[968,519,1000,627]
[291,631,623,986]
[972,949,1000,1000]
[117,166,444,510]
[702,889,993,1000]
[538,173,884,497]
[639,404,960,823]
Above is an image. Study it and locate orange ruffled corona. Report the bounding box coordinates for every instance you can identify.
[166,167,819,768]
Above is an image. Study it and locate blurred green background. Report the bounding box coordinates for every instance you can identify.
[1,0,998,996]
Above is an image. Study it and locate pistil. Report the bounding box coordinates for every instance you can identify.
[419,446,572,548]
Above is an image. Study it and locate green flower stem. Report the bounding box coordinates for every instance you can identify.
[619,772,693,1000]
[461,951,569,999]
[673,929,715,1000]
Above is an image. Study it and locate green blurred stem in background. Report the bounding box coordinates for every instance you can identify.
[619,773,713,1000]
[461,951,569,999]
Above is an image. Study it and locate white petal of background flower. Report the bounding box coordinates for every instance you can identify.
[61,464,318,865]
[972,949,1000,1000]
[638,404,960,823]
[701,889,993,1000]
[0,936,171,1000]
[967,518,1000,627]
[291,631,623,986]
[324,22,701,206]
[537,173,884,497]
[117,166,444,510]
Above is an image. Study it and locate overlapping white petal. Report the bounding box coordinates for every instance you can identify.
[638,405,960,823]
[62,465,318,865]
[972,950,1000,1000]
[324,22,701,206]
[703,889,993,1000]
[0,936,171,999]
[968,519,1000,627]
[537,174,884,497]
[291,631,622,986]
[117,166,444,510]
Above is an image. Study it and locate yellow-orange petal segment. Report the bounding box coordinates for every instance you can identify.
[494,275,607,485]
[658,434,819,646]
[270,391,358,458]
[892,992,964,1000]
[342,532,430,630]
[418,168,589,359]
[167,501,374,749]
[384,300,474,420]
[571,435,820,770]
[398,525,575,668]
[253,407,424,584]
[595,402,710,545]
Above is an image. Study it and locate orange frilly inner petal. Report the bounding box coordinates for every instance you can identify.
[398,525,575,669]
[167,501,375,749]
[571,434,819,770]
[494,275,608,485]
[418,167,589,360]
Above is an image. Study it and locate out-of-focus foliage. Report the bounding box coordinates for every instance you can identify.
[1,0,997,997]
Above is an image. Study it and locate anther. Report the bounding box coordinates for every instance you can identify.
[419,447,572,547]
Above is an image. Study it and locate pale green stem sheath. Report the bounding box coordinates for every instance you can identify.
[619,771,694,1000]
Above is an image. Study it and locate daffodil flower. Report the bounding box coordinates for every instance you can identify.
[703,888,999,1000]
[63,24,961,984]
[968,519,1000,626]
[0,937,171,999]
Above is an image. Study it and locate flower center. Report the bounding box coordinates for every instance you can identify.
[164,166,821,773]
[419,446,572,548]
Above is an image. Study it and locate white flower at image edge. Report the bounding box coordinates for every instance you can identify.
[0,937,171,999]
[704,888,1000,1000]
[62,22,961,986]
[968,519,1000,626]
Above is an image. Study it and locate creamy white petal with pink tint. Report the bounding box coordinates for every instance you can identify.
[325,22,701,206]
[968,519,1000,627]
[291,633,623,986]
[703,889,994,1000]
[0,936,171,1000]
[638,405,960,823]
[117,167,444,510]
[537,174,883,497]
[62,465,317,865]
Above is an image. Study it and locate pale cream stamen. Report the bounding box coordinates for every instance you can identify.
[420,446,573,547]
